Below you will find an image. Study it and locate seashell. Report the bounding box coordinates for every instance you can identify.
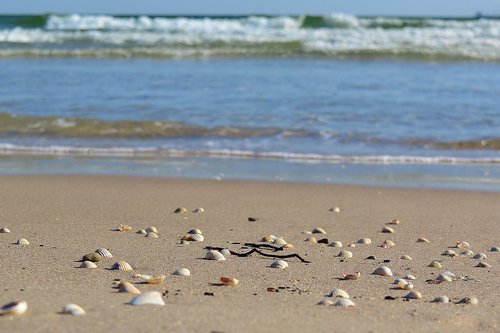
[334,298,355,308]
[145,226,158,234]
[137,229,147,235]
[270,260,288,269]
[403,291,422,299]
[312,227,327,234]
[186,234,204,242]
[16,238,30,245]
[476,261,491,268]
[146,232,158,239]
[357,238,371,245]
[431,296,450,304]
[328,241,343,248]
[348,243,356,248]
[461,249,474,256]
[387,219,400,225]
[436,274,452,282]
[337,250,353,258]
[282,243,294,249]
[118,224,132,232]
[95,248,113,258]
[372,266,393,276]
[0,227,11,233]
[273,237,287,245]
[61,303,85,316]
[491,246,499,252]
[220,277,239,286]
[205,250,225,261]
[187,228,202,235]
[318,299,334,306]
[261,235,274,243]
[180,240,190,245]
[193,207,204,213]
[398,281,414,290]
[442,249,458,257]
[0,300,28,316]
[455,241,470,249]
[416,237,430,243]
[381,240,395,248]
[111,260,133,271]
[457,297,478,305]
[118,281,141,294]
[79,261,98,269]
[341,272,360,280]
[404,274,416,280]
[393,278,406,285]
[304,236,317,243]
[381,226,395,234]
[220,248,231,256]
[83,252,101,262]
[366,255,376,260]
[400,255,413,261]
[129,291,165,306]
[441,271,456,279]
[172,268,191,276]
[174,207,187,214]
[472,253,486,260]
[144,275,166,285]
[329,207,341,213]
[301,230,312,235]
[326,288,350,298]
[428,260,442,268]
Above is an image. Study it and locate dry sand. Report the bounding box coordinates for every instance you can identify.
[0,175,498,332]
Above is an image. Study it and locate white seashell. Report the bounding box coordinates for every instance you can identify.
[273,237,287,245]
[387,219,400,225]
[270,260,288,269]
[334,298,355,308]
[428,260,443,268]
[329,207,341,213]
[146,232,159,238]
[398,282,414,290]
[301,230,312,235]
[383,240,395,247]
[472,253,486,260]
[337,250,353,258]
[220,248,231,256]
[416,237,430,243]
[205,250,225,261]
[403,291,422,299]
[16,238,30,245]
[145,226,158,234]
[118,281,141,295]
[357,238,371,245]
[404,274,416,280]
[61,303,85,316]
[326,288,350,298]
[457,297,478,305]
[172,268,191,276]
[129,291,165,306]
[318,299,334,306]
[442,249,458,256]
[476,261,491,268]
[348,243,356,248]
[282,243,294,249]
[393,278,407,285]
[312,227,327,234]
[111,260,133,271]
[372,266,393,276]
[304,236,317,243]
[137,229,147,235]
[269,235,277,242]
[461,249,474,256]
[187,228,202,235]
[491,246,499,252]
[455,241,470,248]
[0,227,11,233]
[193,207,204,213]
[400,255,413,260]
[0,300,28,316]
[432,296,450,303]
[180,240,190,245]
[381,226,395,234]
[187,234,204,242]
[79,261,97,269]
[144,275,166,285]
[220,277,239,286]
[328,241,343,247]
[95,248,113,258]
[436,274,452,282]
[441,271,456,279]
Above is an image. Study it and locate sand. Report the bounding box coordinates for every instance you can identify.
[0,175,498,332]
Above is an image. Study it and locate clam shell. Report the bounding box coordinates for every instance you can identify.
[220,277,239,286]
[348,243,356,248]
[111,260,133,271]
[436,274,452,282]
[328,241,343,248]
[387,219,400,225]
[118,281,141,294]
[0,300,28,316]
[326,288,350,298]
[393,278,406,285]
[16,238,30,245]
[455,241,470,248]
[403,291,422,299]
[472,253,486,260]
[318,299,334,306]
[334,298,355,308]
[381,226,395,234]
[282,243,294,249]
[398,281,414,290]
[145,275,166,285]
[442,249,458,257]
[83,252,101,262]
[329,207,341,213]
[0,227,11,233]
[428,260,443,268]
[357,238,371,245]
[383,240,395,247]
[312,227,327,234]
[129,291,165,306]
[137,229,147,235]
[145,226,158,234]
[146,232,159,238]
[261,235,274,243]
[220,248,231,256]
[187,228,202,235]
[61,303,85,316]
[372,266,393,276]
[174,207,187,214]
[95,248,113,258]
[416,237,430,243]
[457,297,478,305]
[273,237,287,245]
[400,255,413,261]
[404,274,416,280]
[461,249,474,256]
[431,296,450,304]
[270,260,288,269]
[205,250,225,261]
[337,250,353,258]
[118,224,132,232]
[304,236,317,243]
[186,234,204,242]
[172,268,191,276]
[79,261,98,269]
[491,246,499,252]
[441,271,456,279]
[193,207,204,213]
[476,261,491,268]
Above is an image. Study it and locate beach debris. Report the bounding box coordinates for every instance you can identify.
[0,227,11,233]
[341,272,360,280]
[329,207,341,213]
[387,219,400,225]
[174,207,187,214]
[111,260,133,271]
[461,249,474,256]
[129,291,165,306]
[61,303,85,316]
[428,260,443,268]
[95,248,113,258]
[472,253,486,260]
[0,300,28,316]
[328,241,343,248]
[304,236,317,243]
[118,281,141,294]
[337,250,353,258]
[118,224,132,232]
[372,266,393,277]
[326,288,350,298]
[145,226,158,234]
[476,262,491,268]
[220,248,232,256]
[146,232,159,239]
[384,296,398,300]
[220,277,239,286]
[400,255,413,261]
[273,237,288,245]
[193,207,204,213]
[206,250,226,261]
[442,249,458,257]
[357,238,371,245]
[79,261,98,269]
[334,298,355,308]
[83,252,101,262]
[404,274,416,280]
[416,237,430,243]
[381,226,395,234]
[403,291,422,300]
[380,240,395,248]
[270,260,288,269]
[172,268,191,277]
[312,227,327,235]
[16,239,30,245]
[136,229,147,235]
[455,241,470,249]
[491,246,499,252]
[318,299,334,306]
[431,296,450,304]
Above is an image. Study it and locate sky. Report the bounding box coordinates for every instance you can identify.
[1,0,499,17]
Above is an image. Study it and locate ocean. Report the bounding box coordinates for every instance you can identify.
[0,14,499,190]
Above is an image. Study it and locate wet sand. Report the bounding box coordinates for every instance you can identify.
[0,175,498,332]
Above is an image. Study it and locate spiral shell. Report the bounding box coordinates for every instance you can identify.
[118,281,141,294]
[472,253,486,260]
[328,241,343,248]
[145,226,158,234]
[79,261,98,269]
[416,237,430,243]
[129,291,165,306]
[111,260,133,271]
[220,277,239,286]
[337,250,353,258]
[61,303,85,316]
[431,296,450,303]
[205,250,225,261]
[0,227,11,233]
[0,300,28,316]
[428,260,443,268]
[270,260,288,269]
[381,226,395,234]
[16,238,30,245]
[372,266,393,276]
[357,238,371,245]
[400,255,413,261]
[95,248,113,258]
[326,288,350,298]
[403,291,422,299]
[312,227,327,234]
[172,268,191,276]
[334,298,355,308]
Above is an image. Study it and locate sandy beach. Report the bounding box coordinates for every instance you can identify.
[0,175,498,332]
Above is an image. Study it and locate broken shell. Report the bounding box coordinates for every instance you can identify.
[193,207,204,213]
[312,227,327,234]
[416,237,430,243]
[145,226,158,234]
[111,260,133,271]
[428,260,443,268]
[436,274,452,282]
[318,299,334,306]
[381,226,395,234]
[334,298,355,308]
[79,261,98,269]
[146,232,158,239]
[137,229,147,235]
[404,274,416,280]
[270,260,288,269]
[381,240,395,248]
[172,268,191,277]
[337,250,353,258]
[326,288,350,298]
[372,266,393,277]
[431,296,450,304]
[83,252,101,262]
[129,291,165,306]
[273,237,287,245]
[220,248,231,256]
[220,277,239,286]
[328,241,343,247]
[472,253,486,260]
[174,207,187,214]
[118,281,141,294]
[357,238,371,245]
[461,249,474,256]
[205,250,226,261]
[187,228,202,235]
[400,255,413,261]
[0,300,28,316]
[261,235,274,243]
[0,227,11,233]
[61,303,85,316]
[442,249,458,257]
[476,262,491,268]
[304,236,317,243]
[403,291,422,299]
[144,275,166,285]
[341,272,360,280]
[16,238,30,245]
[282,243,294,249]
[455,241,470,248]
[387,219,400,225]
[491,246,499,252]
[457,297,478,305]
[95,248,113,258]
[118,224,132,232]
